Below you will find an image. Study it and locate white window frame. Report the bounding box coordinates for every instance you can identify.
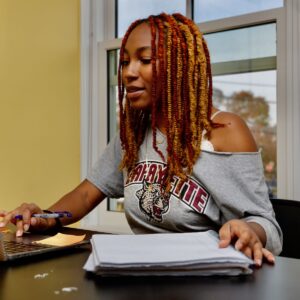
[80,0,300,232]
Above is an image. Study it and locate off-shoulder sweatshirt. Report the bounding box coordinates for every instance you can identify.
[87,128,283,255]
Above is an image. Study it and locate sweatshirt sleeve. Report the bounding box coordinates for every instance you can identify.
[86,134,124,198]
[197,151,283,255]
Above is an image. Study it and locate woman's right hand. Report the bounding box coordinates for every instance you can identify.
[0,203,55,236]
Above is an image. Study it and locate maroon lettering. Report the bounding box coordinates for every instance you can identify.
[146,164,157,183]
[191,188,208,213]
[157,164,167,182]
[138,163,148,181]
[182,180,198,204]
[172,177,185,197]
[126,165,139,184]
[170,177,178,193]
[130,164,142,182]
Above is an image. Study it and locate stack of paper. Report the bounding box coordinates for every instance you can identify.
[83,230,254,276]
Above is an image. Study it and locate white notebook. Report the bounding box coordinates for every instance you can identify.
[83,230,254,276]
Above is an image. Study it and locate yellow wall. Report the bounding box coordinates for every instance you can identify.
[0,0,80,211]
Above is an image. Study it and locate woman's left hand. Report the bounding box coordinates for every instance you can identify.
[218,219,275,267]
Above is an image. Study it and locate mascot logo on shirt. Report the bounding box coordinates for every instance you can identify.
[127,161,210,220]
[136,180,169,222]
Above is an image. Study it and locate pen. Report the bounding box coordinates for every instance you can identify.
[14,211,72,220]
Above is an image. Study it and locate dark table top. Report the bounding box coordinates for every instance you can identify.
[1,228,300,300]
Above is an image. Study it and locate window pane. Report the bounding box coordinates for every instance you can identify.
[205,23,276,64]
[108,50,119,141]
[194,0,284,23]
[213,72,277,197]
[117,0,186,37]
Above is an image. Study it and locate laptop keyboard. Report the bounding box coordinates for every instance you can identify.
[4,240,54,254]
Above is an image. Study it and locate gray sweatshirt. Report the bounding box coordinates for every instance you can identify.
[87,128,283,255]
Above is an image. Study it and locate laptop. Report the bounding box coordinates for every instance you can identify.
[0,223,91,262]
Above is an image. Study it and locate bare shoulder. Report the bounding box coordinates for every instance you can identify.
[210,111,258,152]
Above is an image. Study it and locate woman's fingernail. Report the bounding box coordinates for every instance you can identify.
[23,224,30,232]
[0,222,4,227]
[16,230,23,237]
[255,259,262,266]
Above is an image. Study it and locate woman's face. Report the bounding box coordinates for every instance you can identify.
[122,22,154,110]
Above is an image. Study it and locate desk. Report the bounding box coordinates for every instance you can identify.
[1,228,300,300]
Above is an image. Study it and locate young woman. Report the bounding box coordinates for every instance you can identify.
[0,13,282,266]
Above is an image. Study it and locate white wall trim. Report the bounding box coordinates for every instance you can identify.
[80,0,91,180]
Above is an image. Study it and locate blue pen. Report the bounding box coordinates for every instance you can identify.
[14,211,72,220]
